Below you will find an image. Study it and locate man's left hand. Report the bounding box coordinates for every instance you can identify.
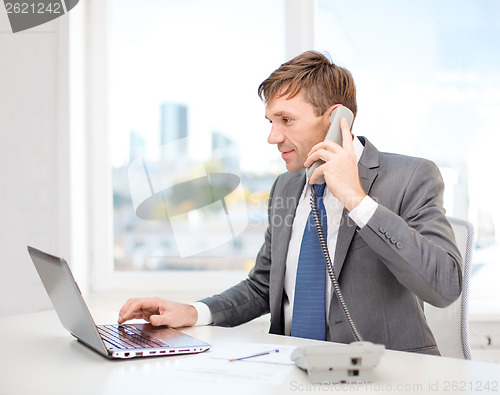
[304,118,366,211]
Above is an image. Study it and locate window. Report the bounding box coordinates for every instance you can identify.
[317,0,500,310]
[109,0,285,274]
[92,0,499,310]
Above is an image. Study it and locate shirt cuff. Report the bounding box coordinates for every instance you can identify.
[191,302,213,326]
[348,195,378,228]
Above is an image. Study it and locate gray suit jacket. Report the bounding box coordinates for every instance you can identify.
[201,137,462,355]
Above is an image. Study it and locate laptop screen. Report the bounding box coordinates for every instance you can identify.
[28,246,108,354]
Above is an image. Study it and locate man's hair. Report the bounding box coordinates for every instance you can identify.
[258,51,357,118]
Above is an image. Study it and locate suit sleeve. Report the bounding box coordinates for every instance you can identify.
[198,179,278,326]
[357,159,462,307]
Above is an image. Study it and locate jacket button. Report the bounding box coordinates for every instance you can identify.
[396,241,403,249]
[379,226,386,234]
[385,233,391,239]
[390,237,397,244]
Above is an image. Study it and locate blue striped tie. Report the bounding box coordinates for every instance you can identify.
[291,183,327,341]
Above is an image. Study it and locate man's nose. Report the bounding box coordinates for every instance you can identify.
[267,125,285,145]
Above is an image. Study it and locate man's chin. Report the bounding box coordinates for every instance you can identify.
[285,163,306,173]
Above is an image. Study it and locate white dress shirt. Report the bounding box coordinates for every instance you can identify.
[193,137,378,328]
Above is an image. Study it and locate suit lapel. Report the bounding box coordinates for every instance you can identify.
[269,171,305,334]
[333,137,380,277]
[272,172,306,270]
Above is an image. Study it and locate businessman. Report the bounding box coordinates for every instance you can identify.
[119,51,462,355]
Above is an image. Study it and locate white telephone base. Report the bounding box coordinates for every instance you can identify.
[290,341,385,384]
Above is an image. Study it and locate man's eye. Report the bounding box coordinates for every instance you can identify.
[283,118,291,124]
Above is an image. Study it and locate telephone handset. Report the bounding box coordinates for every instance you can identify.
[306,105,354,184]
[294,107,385,383]
[305,104,363,342]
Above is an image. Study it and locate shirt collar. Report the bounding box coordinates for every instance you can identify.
[353,135,364,163]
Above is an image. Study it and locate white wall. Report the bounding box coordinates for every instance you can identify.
[0,11,72,316]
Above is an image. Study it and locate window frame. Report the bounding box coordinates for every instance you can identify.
[85,0,315,294]
[84,0,500,315]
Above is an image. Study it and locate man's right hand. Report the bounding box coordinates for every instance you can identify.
[118,298,198,328]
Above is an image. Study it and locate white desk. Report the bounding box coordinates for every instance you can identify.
[1,310,499,395]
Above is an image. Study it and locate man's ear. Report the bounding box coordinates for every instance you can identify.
[328,103,342,116]
[322,103,342,125]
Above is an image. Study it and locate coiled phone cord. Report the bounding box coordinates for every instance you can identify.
[310,185,364,342]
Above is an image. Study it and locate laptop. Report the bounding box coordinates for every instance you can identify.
[27,246,212,359]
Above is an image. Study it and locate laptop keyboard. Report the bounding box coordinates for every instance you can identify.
[97,325,167,350]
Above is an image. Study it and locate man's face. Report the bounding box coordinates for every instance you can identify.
[265,91,331,173]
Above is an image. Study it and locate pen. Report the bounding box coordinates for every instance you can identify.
[229,348,280,362]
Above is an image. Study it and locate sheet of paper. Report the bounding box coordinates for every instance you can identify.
[172,343,297,384]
